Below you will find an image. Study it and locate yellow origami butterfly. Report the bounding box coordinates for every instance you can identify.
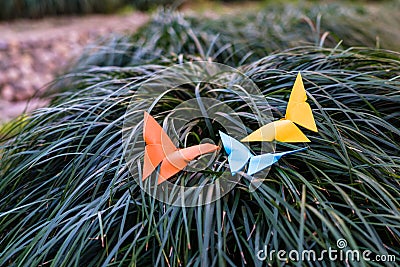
[241,73,317,143]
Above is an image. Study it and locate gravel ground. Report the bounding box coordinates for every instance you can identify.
[0,12,148,123]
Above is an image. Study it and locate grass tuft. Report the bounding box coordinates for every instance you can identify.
[0,46,399,265]
[68,2,400,76]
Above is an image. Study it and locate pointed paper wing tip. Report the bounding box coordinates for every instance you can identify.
[219,131,227,140]
[219,131,232,152]
[240,132,255,142]
[286,147,307,154]
[293,73,319,133]
[276,147,308,158]
[294,71,304,90]
[240,129,258,142]
[240,130,262,142]
[157,170,176,185]
[219,131,231,140]
[205,143,220,154]
[295,72,304,87]
[143,111,156,128]
[310,125,318,132]
[307,115,318,133]
[143,111,151,137]
[157,178,166,185]
[157,172,173,185]
[143,111,150,121]
[219,130,226,138]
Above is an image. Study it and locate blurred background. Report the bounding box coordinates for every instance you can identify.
[0,0,399,124]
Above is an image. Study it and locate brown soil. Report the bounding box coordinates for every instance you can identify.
[0,12,148,123]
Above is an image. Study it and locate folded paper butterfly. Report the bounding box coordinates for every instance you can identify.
[220,131,306,175]
[142,112,219,185]
[241,73,318,143]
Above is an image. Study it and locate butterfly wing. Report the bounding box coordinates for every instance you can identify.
[220,131,253,175]
[247,147,307,175]
[285,73,318,132]
[241,120,310,143]
[142,112,177,180]
[157,144,219,184]
[143,145,168,180]
[241,73,317,143]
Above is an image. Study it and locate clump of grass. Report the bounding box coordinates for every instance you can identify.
[70,2,400,74]
[0,47,399,265]
[0,114,28,143]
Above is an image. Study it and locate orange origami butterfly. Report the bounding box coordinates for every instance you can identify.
[142,112,219,185]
